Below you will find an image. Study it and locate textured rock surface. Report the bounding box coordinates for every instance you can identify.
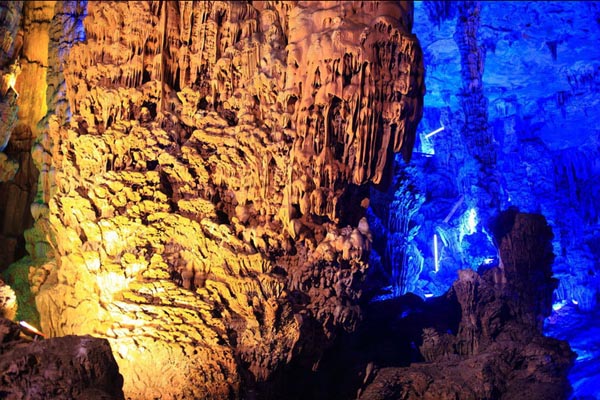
[0,317,125,400]
[0,0,25,268]
[1,1,424,399]
[357,211,575,400]
[1,1,87,269]
[0,280,17,320]
[406,1,600,309]
[1,0,62,269]
[545,304,600,399]
[0,1,585,399]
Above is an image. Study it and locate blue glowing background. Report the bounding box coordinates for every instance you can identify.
[368,2,600,398]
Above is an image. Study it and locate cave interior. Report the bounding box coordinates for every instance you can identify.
[0,1,599,399]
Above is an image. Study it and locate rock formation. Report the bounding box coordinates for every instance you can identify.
[0,280,17,320]
[410,0,600,311]
[0,317,125,400]
[0,1,584,399]
[0,1,25,268]
[2,1,424,398]
[232,210,574,399]
[356,210,574,400]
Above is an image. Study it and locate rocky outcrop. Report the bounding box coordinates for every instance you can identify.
[0,317,124,400]
[227,210,573,399]
[352,211,574,399]
[2,1,425,399]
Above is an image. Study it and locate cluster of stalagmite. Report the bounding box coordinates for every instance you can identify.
[3,1,424,398]
[358,211,574,400]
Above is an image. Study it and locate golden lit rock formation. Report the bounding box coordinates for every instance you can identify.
[2,1,424,398]
[0,279,17,320]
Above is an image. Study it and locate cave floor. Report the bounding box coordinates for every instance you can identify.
[544,304,600,400]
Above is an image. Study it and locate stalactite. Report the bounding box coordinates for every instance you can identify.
[445,1,503,240]
[3,2,424,399]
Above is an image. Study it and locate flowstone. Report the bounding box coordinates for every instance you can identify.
[11,2,425,398]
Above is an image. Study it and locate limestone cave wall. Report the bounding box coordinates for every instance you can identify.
[0,1,424,398]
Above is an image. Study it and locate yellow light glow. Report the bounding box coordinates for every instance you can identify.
[97,272,131,303]
[104,230,120,254]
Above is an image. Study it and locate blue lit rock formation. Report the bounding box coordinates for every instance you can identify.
[357,211,574,400]
[365,2,598,398]
[545,304,600,399]
[374,1,600,311]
